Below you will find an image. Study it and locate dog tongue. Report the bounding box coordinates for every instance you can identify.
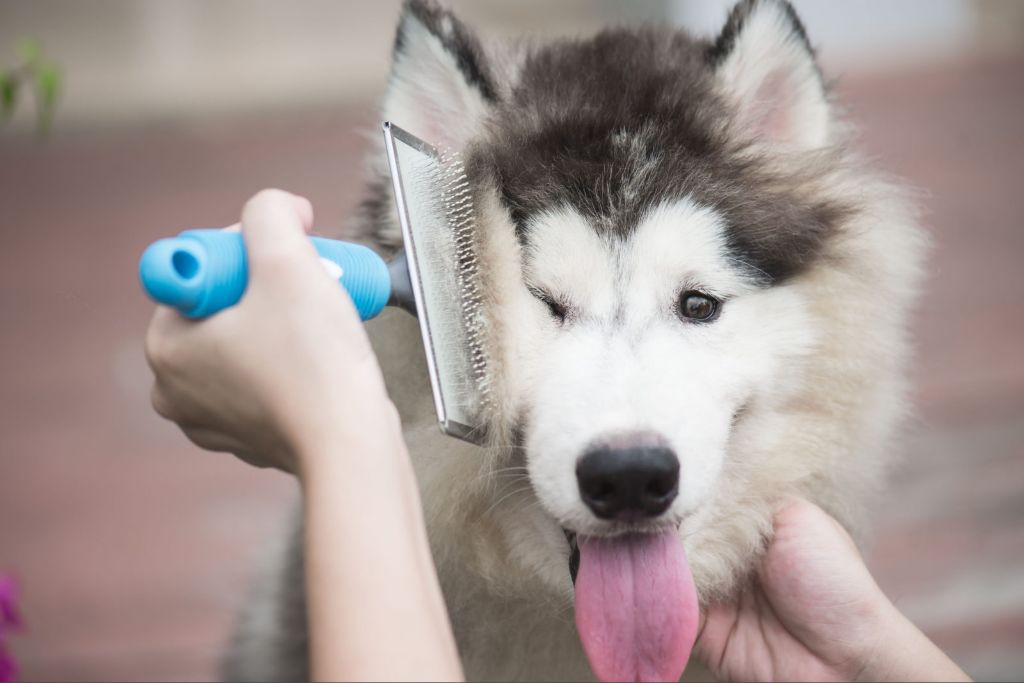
[575,531,698,682]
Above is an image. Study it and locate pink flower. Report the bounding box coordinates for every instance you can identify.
[0,652,14,683]
[0,575,23,683]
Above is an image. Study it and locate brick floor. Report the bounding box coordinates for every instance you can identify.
[1,55,1021,681]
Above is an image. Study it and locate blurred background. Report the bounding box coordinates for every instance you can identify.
[0,0,1021,680]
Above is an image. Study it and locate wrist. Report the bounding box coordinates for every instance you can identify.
[853,601,970,683]
[294,405,406,482]
[283,378,401,480]
[850,599,907,682]
[257,350,392,474]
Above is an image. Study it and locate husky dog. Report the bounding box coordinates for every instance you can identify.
[225,0,924,680]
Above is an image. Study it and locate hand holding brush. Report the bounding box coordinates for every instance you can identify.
[144,188,464,681]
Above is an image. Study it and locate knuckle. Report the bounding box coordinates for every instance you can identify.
[250,241,307,277]
[149,383,174,420]
[183,428,217,452]
[244,188,290,215]
[144,308,178,372]
[252,242,293,266]
[144,327,167,372]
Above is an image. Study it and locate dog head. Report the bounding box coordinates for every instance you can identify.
[365,0,921,599]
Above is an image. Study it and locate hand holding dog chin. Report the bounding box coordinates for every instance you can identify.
[695,499,970,683]
[145,189,397,478]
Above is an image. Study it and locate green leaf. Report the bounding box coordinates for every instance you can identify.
[35,62,61,135]
[0,72,16,119]
[36,62,60,107]
[16,37,42,66]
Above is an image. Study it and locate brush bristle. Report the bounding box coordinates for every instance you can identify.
[383,122,492,442]
[436,149,492,412]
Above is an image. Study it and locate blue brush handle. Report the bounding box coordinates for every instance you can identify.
[139,229,391,320]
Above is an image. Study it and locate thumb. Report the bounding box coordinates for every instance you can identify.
[240,189,318,276]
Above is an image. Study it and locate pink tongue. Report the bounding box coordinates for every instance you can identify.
[575,531,698,683]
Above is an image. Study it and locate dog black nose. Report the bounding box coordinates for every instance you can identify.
[576,446,679,520]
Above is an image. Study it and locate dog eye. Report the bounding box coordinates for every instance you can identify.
[546,299,568,322]
[529,287,568,323]
[678,291,720,322]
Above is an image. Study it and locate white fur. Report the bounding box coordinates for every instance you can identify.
[232,3,926,680]
[382,12,490,150]
[716,0,831,148]
[520,200,814,540]
[363,164,924,679]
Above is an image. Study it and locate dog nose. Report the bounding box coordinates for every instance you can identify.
[576,446,679,520]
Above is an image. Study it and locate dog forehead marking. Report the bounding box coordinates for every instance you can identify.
[469,25,852,287]
[627,199,757,300]
[524,206,617,317]
[521,199,754,323]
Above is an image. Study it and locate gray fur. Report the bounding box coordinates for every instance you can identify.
[476,23,849,284]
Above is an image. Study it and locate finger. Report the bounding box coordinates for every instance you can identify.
[242,194,313,232]
[242,194,314,233]
[150,377,218,427]
[150,381,177,421]
[144,305,190,372]
[182,428,294,473]
[692,602,732,668]
[240,189,319,274]
[150,303,194,335]
[182,426,243,454]
[696,609,707,643]
[292,194,314,233]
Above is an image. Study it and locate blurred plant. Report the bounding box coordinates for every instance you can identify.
[1,38,62,138]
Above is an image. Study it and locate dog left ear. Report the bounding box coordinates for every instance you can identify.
[709,0,830,150]
[383,0,497,150]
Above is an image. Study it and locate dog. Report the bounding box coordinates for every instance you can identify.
[224,0,925,679]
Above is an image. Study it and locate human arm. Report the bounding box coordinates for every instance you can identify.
[145,189,462,681]
[300,410,460,682]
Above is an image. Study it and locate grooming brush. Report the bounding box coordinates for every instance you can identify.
[139,122,487,444]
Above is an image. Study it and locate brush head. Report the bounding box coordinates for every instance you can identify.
[383,122,490,444]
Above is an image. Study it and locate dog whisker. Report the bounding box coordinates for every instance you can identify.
[468,465,531,487]
[482,485,535,518]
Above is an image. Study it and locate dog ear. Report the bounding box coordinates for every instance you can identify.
[709,0,830,149]
[383,0,497,149]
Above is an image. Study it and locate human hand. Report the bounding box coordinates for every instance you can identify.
[695,498,970,682]
[145,189,398,477]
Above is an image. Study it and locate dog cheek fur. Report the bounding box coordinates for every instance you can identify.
[684,159,926,600]
[469,180,542,448]
[431,144,926,605]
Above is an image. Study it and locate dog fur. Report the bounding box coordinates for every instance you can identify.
[224,1,925,679]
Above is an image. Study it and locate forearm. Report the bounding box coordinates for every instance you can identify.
[300,418,463,682]
[144,189,461,678]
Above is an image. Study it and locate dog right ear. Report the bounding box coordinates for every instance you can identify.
[709,0,831,150]
[383,0,497,150]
